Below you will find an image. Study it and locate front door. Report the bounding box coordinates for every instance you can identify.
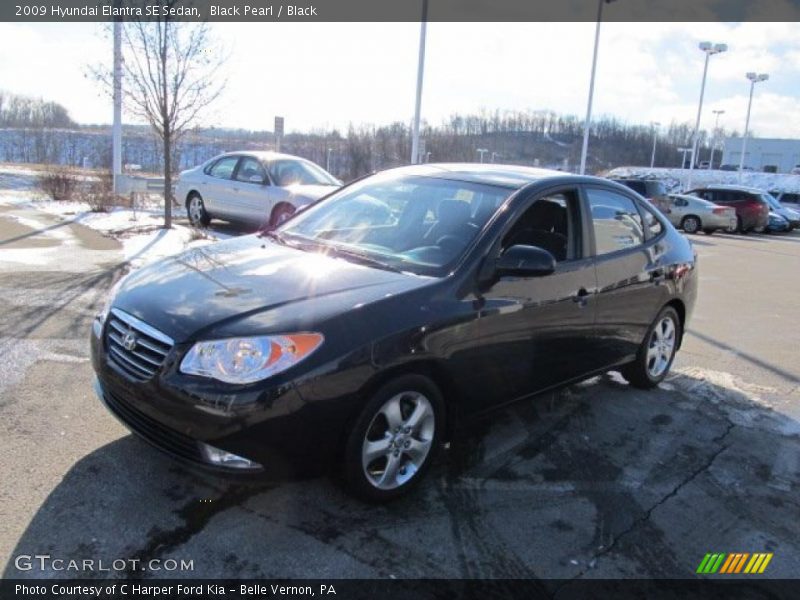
[472,187,599,409]
[233,156,274,227]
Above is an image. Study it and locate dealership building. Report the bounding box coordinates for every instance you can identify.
[721,137,800,172]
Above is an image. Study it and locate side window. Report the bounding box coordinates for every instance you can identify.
[502,189,581,262]
[628,181,646,196]
[235,157,267,183]
[209,156,239,180]
[587,188,645,255]
[638,203,664,237]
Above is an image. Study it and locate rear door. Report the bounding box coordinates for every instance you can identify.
[586,185,670,366]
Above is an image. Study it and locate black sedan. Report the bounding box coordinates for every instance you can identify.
[91,165,697,501]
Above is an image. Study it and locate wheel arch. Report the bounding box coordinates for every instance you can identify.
[352,359,462,443]
[185,189,202,206]
[680,214,702,228]
[664,298,686,349]
[269,201,296,225]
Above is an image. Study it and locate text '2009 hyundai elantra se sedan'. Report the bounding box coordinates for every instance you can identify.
[91,164,697,501]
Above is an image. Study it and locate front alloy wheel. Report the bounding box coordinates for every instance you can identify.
[343,375,442,501]
[362,391,435,490]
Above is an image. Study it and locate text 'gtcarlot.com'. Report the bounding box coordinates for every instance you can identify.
[13,554,194,572]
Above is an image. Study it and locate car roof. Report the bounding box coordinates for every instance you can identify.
[216,151,310,162]
[378,163,598,189]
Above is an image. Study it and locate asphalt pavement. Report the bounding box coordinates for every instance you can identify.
[1,207,799,581]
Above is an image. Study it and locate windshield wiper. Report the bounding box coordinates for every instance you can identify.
[325,246,403,273]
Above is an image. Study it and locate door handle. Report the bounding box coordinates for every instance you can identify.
[573,287,590,306]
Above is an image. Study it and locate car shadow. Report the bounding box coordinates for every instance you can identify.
[4,371,800,579]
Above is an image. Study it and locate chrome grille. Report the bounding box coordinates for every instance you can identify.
[105,309,174,380]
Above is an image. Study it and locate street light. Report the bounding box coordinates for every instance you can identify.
[687,41,727,189]
[678,147,692,169]
[410,0,428,164]
[649,121,660,168]
[579,0,617,175]
[738,72,769,178]
[708,109,725,169]
[326,147,333,172]
[491,152,501,163]
[476,148,489,163]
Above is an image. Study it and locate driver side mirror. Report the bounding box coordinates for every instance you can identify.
[496,245,556,278]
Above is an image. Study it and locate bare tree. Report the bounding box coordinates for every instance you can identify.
[93,14,225,228]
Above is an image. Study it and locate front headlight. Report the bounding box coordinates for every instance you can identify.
[180,333,324,384]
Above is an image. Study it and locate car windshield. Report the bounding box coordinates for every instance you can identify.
[277,172,513,276]
[268,159,339,187]
[761,193,781,210]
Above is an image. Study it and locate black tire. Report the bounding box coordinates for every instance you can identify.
[186,193,210,227]
[620,306,681,390]
[703,228,715,235]
[342,374,444,502]
[681,215,701,234]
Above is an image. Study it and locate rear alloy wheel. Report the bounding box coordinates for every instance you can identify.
[681,215,701,234]
[343,375,442,502]
[621,306,681,389]
[187,193,210,227]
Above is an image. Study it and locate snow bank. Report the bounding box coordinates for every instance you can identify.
[607,166,800,195]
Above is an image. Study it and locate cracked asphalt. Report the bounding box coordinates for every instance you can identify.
[1,204,799,581]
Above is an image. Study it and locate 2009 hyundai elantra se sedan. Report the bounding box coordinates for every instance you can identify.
[91,164,697,501]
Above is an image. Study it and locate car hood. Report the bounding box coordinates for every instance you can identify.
[775,206,800,220]
[283,184,339,203]
[113,235,430,342]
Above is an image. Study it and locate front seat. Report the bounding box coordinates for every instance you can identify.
[424,199,474,245]
[504,200,568,261]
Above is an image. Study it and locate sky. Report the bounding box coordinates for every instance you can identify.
[0,21,798,139]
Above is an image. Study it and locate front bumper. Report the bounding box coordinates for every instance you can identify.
[91,321,356,479]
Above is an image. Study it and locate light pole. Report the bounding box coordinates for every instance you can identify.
[649,121,660,168]
[491,152,500,163]
[476,148,489,163]
[579,0,617,175]
[738,72,769,178]
[678,147,692,170]
[687,41,727,190]
[326,147,333,173]
[112,20,122,194]
[410,0,428,165]
[708,109,724,169]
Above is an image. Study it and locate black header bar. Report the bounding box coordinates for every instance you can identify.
[3,0,800,23]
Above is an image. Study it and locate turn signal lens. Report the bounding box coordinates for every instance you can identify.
[180,333,324,384]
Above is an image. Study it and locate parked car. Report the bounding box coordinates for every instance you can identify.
[666,193,736,234]
[719,164,739,171]
[610,178,671,214]
[176,151,341,230]
[770,190,800,208]
[761,212,791,233]
[92,165,697,501]
[685,185,770,233]
[762,192,800,229]
[791,165,800,175]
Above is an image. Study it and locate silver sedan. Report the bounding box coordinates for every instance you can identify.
[176,151,341,229]
[667,194,737,234]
